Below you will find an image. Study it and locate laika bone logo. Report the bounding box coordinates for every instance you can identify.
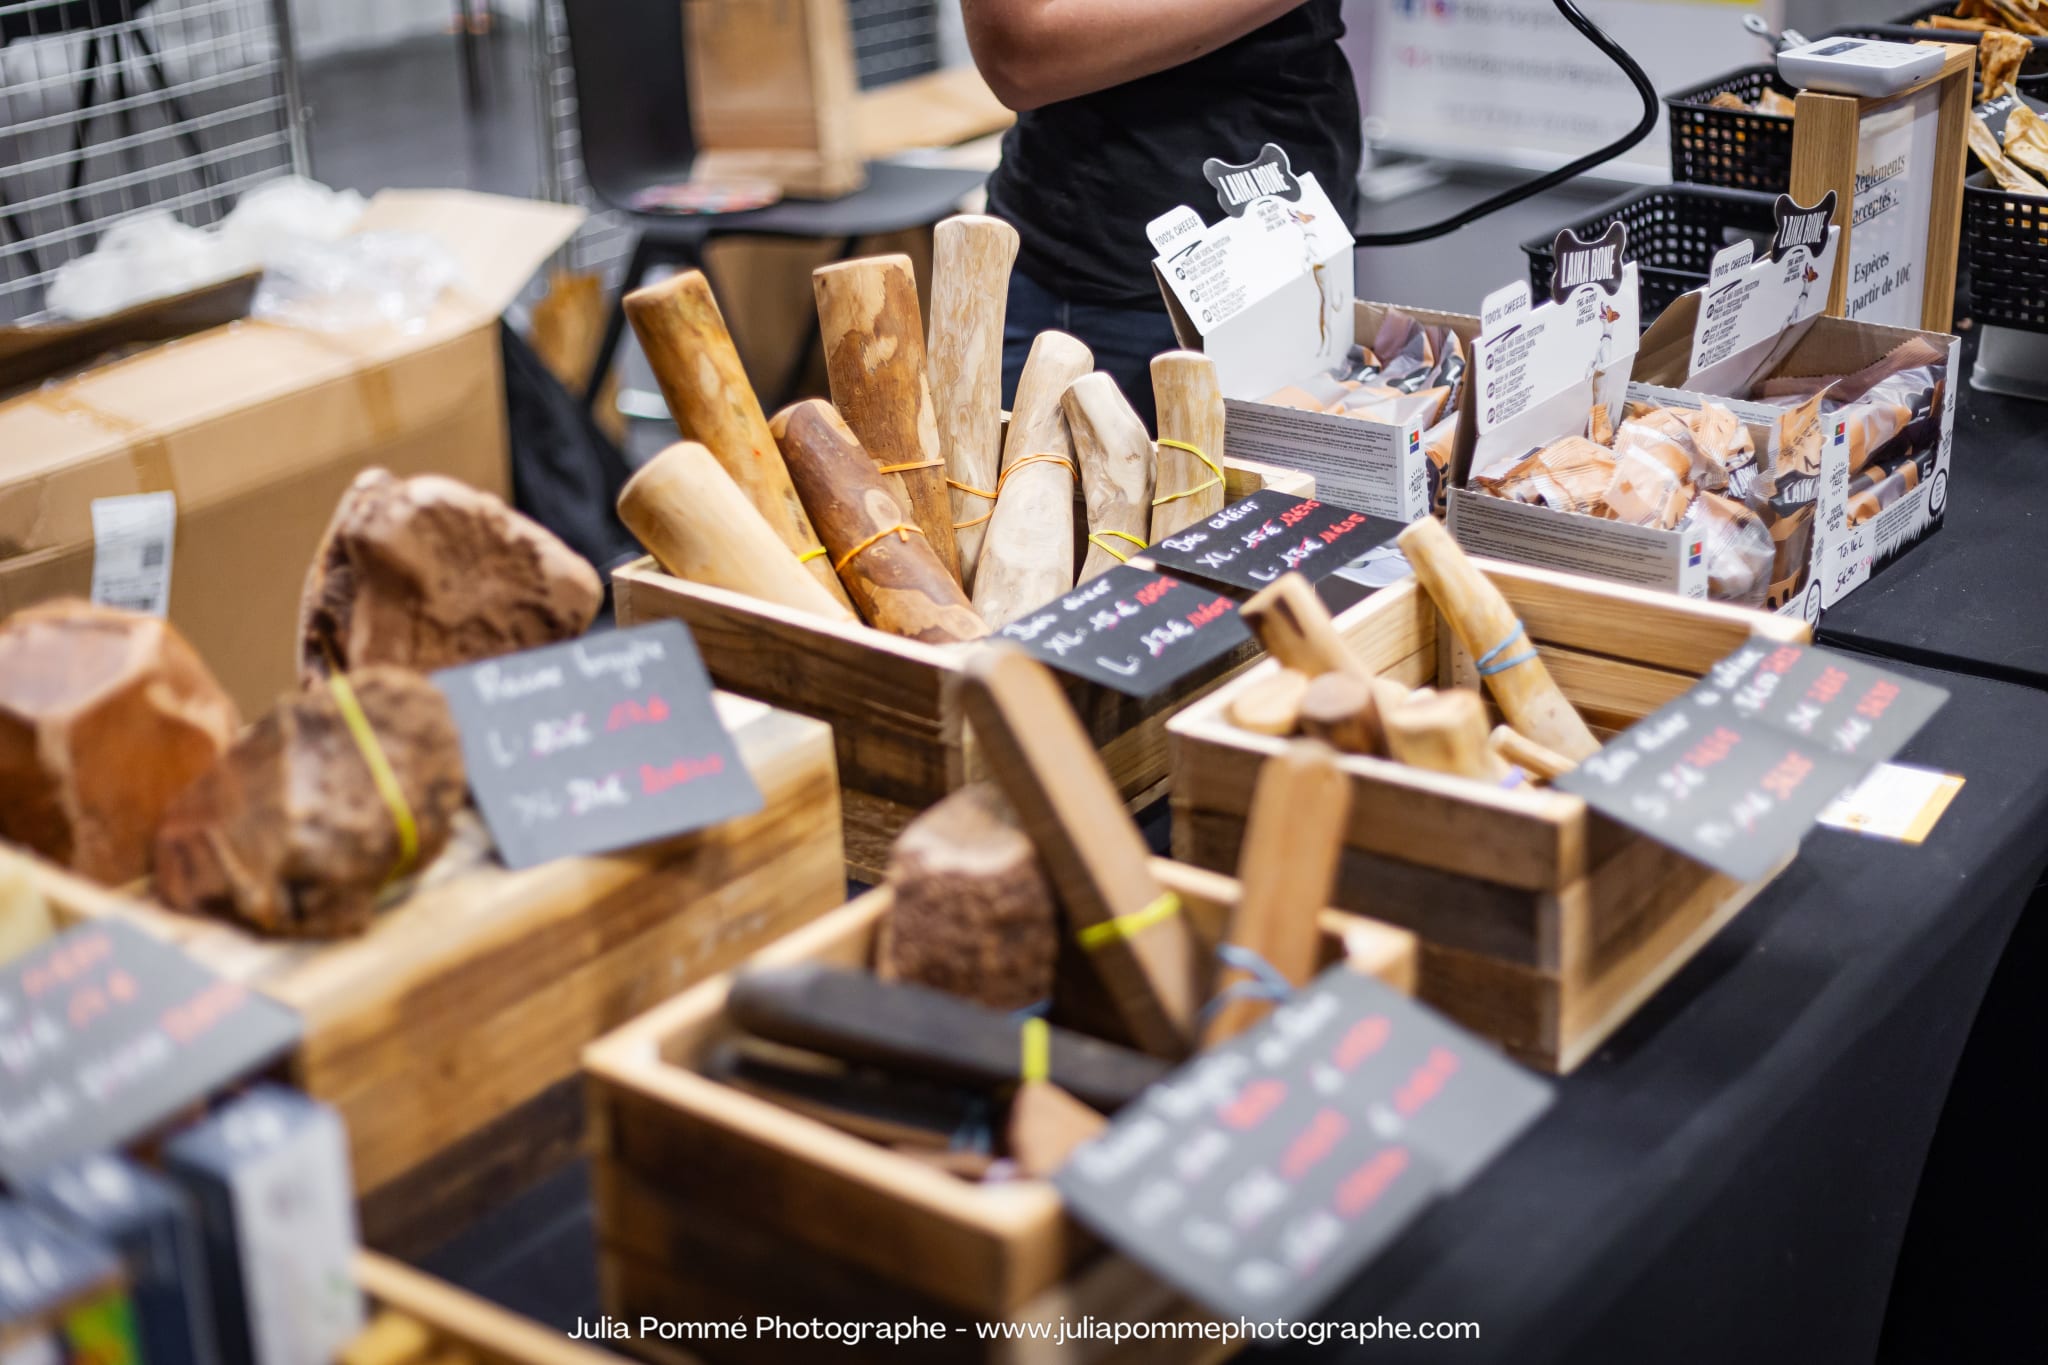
[1202,143,1304,218]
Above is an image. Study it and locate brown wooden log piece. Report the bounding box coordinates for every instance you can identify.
[154,667,468,938]
[1226,667,1310,736]
[878,785,1057,1011]
[0,601,240,884]
[927,215,1019,592]
[813,254,961,581]
[1063,372,1156,582]
[971,331,1092,629]
[770,400,988,643]
[1150,350,1229,542]
[299,469,602,683]
[1396,517,1600,760]
[1489,724,1576,783]
[617,441,855,621]
[623,268,852,610]
[1382,689,1511,783]
[1007,1081,1108,1176]
[1297,672,1381,756]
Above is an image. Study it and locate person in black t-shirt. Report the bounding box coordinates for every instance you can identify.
[962,1,1362,431]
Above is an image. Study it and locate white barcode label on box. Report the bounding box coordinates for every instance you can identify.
[90,491,176,617]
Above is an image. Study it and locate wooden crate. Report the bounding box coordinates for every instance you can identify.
[353,1252,617,1365]
[1168,560,1810,1074]
[582,859,1416,1361]
[19,695,844,1256]
[614,459,1315,882]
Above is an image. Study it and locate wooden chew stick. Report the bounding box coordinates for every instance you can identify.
[1297,672,1380,755]
[1490,724,1577,782]
[1064,372,1157,582]
[957,647,1199,1056]
[927,215,1019,592]
[1396,518,1600,761]
[1008,1081,1108,1176]
[1226,667,1310,736]
[972,331,1093,628]
[771,400,988,643]
[1202,741,1352,1045]
[1383,689,1511,783]
[618,442,855,621]
[623,270,853,611]
[1239,573,1404,754]
[813,255,961,582]
[1150,350,1229,543]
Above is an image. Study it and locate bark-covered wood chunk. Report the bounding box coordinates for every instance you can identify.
[0,601,239,883]
[154,667,467,937]
[299,469,602,682]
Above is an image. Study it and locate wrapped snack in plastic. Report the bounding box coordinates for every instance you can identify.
[1373,309,1435,388]
[1423,413,1459,516]
[1682,491,1774,607]
[1833,398,1912,475]
[1589,403,1614,447]
[1336,343,1383,383]
[1432,330,1468,410]
[1605,415,1695,530]
[1678,402,1755,490]
[1848,461,1921,525]
[1475,437,1616,516]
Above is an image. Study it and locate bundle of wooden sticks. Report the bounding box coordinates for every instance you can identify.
[616,215,1233,640]
[1226,519,1602,786]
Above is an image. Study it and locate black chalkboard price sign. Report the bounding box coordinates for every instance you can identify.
[1055,966,1551,1323]
[1142,490,1401,594]
[996,564,1252,697]
[433,620,763,870]
[0,919,301,1183]
[1556,641,1947,881]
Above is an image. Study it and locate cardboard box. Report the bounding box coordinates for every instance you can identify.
[1147,150,1454,521]
[0,191,582,715]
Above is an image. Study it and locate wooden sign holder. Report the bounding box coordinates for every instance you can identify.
[682,0,865,198]
[1788,42,1974,333]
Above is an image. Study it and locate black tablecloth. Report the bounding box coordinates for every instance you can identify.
[1817,368,2048,688]
[1284,660,2048,1363]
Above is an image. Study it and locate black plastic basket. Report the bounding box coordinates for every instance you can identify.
[1964,171,2048,331]
[1665,65,1797,192]
[1522,185,1781,323]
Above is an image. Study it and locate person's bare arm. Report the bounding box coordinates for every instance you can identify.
[962,0,1308,111]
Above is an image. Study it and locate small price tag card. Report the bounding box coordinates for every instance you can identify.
[1142,490,1400,594]
[1055,967,1551,1322]
[1556,641,1948,881]
[434,621,762,869]
[997,565,1251,697]
[0,920,301,1183]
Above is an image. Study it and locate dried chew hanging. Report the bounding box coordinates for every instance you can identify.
[1064,372,1156,582]
[1396,517,1599,761]
[956,647,1199,1057]
[813,254,962,582]
[927,215,1020,592]
[770,400,987,643]
[623,269,852,611]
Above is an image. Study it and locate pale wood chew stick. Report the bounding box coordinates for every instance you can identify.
[972,331,1092,628]
[1239,573,1403,754]
[1150,350,1229,542]
[1202,741,1351,1045]
[957,647,1199,1056]
[1064,372,1157,582]
[813,254,961,582]
[928,215,1019,592]
[1297,672,1380,755]
[1226,667,1310,736]
[1490,724,1577,782]
[624,269,852,611]
[1383,689,1511,783]
[1008,1081,1108,1176]
[618,442,855,621]
[1397,518,1600,761]
[771,400,988,643]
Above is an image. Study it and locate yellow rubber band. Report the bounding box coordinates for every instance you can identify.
[1075,892,1182,953]
[1087,529,1149,563]
[1152,438,1224,507]
[834,522,925,573]
[950,455,1076,531]
[877,458,944,475]
[325,670,420,886]
[1019,1016,1050,1083]
[948,476,999,530]
[798,546,828,564]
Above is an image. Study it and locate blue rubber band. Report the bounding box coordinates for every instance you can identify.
[1198,943,1297,1026]
[1475,625,1538,677]
[1009,997,1051,1020]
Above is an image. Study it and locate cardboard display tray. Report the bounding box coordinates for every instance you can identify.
[581,860,1417,1358]
[1168,558,1809,1074]
[612,459,1312,884]
[16,694,843,1257]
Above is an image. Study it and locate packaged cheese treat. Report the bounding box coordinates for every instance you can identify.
[1474,437,1616,516]
[1682,491,1775,608]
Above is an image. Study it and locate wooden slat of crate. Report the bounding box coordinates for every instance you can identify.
[355,1252,617,1365]
[24,696,844,1253]
[615,460,1313,882]
[583,860,1416,1328]
[1167,557,1810,1072]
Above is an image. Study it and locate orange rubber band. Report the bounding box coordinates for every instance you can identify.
[877,458,944,475]
[949,455,1075,530]
[834,523,925,573]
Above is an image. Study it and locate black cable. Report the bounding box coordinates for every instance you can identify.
[1353,0,1662,246]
